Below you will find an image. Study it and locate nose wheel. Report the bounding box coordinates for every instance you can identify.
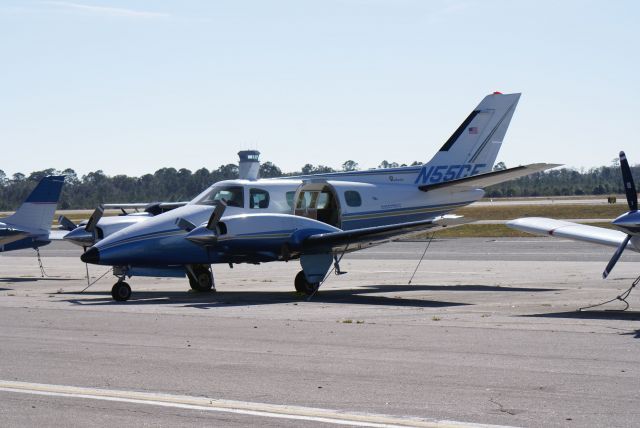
[111,281,131,302]
[294,270,319,296]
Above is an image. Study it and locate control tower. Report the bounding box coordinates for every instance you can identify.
[238,150,260,181]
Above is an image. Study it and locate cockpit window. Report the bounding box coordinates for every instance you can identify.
[192,185,244,207]
[249,188,269,209]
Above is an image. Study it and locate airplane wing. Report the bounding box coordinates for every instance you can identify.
[103,203,150,210]
[418,163,561,192]
[302,215,469,254]
[507,217,640,253]
[48,229,70,240]
[104,202,188,215]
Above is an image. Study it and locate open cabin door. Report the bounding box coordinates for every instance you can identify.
[293,181,342,229]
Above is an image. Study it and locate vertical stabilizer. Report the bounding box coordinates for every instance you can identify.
[4,176,65,233]
[415,92,520,185]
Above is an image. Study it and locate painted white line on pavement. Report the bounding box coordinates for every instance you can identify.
[0,380,516,428]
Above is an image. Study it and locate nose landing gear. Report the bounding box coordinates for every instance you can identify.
[111,281,131,301]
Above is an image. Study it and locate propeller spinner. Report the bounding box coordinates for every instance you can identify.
[185,201,227,246]
[63,205,105,248]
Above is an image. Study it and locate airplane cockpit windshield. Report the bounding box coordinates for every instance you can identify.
[192,185,244,207]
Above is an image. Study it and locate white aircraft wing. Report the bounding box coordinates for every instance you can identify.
[418,163,561,192]
[49,229,70,240]
[302,215,469,254]
[507,217,640,253]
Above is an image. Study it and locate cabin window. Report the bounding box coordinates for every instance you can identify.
[193,186,244,207]
[286,191,296,209]
[249,188,270,209]
[316,192,330,209]
[296,191,314,209]
[344,190,362,207]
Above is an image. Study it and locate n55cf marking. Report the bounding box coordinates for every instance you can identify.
[414,164,487,184]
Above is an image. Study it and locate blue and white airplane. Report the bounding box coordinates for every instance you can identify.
[80,92,558,301]
[0,176,66,253]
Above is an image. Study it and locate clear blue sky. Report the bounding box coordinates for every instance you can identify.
[1,0,638,177]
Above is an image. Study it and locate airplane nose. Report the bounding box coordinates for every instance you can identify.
[81,247,100,264]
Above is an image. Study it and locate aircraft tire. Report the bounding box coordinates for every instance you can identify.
[189,265,214,292]
[294,270,318,295]
[111,281,131,302]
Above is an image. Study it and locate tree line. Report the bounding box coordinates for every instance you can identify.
[0,160,637,210]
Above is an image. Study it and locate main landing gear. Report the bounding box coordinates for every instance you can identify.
[294,270,319,296]
[111,280,131,302]
[108,264,215,302]
[187,264,216,292]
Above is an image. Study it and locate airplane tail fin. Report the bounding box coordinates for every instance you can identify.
[4,176,66,233]
[424,92,521,176]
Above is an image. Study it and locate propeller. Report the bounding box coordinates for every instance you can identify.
[620,151,638,211]
[57,215,78,231]
[85,205,105,235]
[602,151,637,279]
[207,200,227,230]
[63,205,104,248]
[185,201,227,246]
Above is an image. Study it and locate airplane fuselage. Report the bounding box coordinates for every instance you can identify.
[85,168,485,267]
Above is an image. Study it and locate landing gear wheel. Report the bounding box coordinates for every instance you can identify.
[189,265,214,292]
[111,281,131,302]
[294,270,319,296]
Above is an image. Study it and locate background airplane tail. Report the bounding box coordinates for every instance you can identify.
[4,176,66,232]
[424,92,521,175]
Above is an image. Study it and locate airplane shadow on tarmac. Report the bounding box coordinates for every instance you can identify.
[0,277,78,283]
[621,330,640,339]
[61,283,556,309]
[523,310,640,322]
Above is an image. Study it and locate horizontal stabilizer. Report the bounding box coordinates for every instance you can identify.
[419,163,560,192]
[0,228,30,246]
[507,217,640,253]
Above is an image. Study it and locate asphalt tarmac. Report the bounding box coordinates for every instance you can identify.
[0,239,638,427]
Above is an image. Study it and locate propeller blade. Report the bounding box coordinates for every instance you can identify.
[206,201,227,230]
[603,234,632,279]
[84,205,104,233]
[175,217,196,232]
[619,151,637,211]
[57,215,77,231]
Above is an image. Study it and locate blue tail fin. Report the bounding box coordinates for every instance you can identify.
[4,176,66,232]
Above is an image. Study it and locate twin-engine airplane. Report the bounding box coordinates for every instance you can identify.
[508,151,639,279]
[81,92,558,301]
[0,175,65,252]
